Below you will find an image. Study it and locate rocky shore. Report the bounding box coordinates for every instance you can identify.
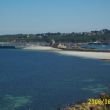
[62,93,110,110]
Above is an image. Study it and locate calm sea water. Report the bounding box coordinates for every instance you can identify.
[82,44,110,50]
[0,49,110,110]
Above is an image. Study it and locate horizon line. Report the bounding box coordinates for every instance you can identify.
[0,28,110,36]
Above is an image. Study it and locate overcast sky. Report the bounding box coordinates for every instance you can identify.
[0,0,110,34]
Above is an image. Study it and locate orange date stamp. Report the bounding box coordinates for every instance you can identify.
[88,98,110,105]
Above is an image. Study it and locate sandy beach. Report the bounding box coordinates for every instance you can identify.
[23,45,61,51]
[23,45,110,60]
[57,50,110,60]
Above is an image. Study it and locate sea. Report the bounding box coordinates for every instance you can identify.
[82,43,110,50]
[0,49,110,110]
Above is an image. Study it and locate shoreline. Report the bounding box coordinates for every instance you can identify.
[57,50,110,60]
[63,93,110,110]
[23,46,110,60]
[23,45,61,51]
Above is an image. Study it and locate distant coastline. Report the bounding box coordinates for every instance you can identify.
[0,28,110,60]
[0,43,110,60]
[23,45,110,60]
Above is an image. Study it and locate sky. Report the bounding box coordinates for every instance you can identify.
[0,0,110,34]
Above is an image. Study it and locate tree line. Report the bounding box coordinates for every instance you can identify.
[0,29,110,43]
